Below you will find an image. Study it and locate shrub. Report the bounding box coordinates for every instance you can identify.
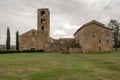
[0,50,44,54]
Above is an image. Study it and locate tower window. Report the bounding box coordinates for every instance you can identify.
[42,26,44,31]
[41,19,45,23]
[41,11,45,16]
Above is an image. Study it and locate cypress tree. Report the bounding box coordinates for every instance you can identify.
[16,30,19,50]
[6,27,10,50]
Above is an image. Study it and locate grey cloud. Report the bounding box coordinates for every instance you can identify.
[0,0,120,45]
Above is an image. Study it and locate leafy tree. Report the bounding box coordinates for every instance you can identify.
[6,27,10,50]
[108,19,120,51]
[16,30,19,50]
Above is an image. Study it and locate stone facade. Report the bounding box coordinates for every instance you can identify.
[19,8,113,53]
[46,38,77,53]
[74,20,113,53]
[19,29,37,50]
[19,8,50,51]
[69,48,82,53]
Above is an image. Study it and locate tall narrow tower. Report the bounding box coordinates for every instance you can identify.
[37,8,50,36]
[37,8,50,50]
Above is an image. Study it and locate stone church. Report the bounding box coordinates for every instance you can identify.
[19,8,113,53]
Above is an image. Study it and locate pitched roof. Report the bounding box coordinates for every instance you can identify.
[74,20,112,35]
[20,29,37,36]
[37,8,50,11]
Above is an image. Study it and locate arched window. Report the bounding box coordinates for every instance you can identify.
[41,19,45,23]
[41,11,45,16]
[42,26,44,31]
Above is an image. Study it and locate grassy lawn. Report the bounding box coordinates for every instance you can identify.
[0,52,120,80]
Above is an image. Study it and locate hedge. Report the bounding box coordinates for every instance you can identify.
[0,50,44,54]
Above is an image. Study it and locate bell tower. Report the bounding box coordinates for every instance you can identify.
[37,8,50,50]
[37,8,50,37]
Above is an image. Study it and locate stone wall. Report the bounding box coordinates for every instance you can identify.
[69,48,81,53]
[19,8,50,51]
[46,38,79,53]
[19,29,38,51]
[74,20,113,53]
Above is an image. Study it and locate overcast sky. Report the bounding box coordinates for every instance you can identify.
[0,0,120,45]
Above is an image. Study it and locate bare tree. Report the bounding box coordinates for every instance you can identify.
[108,19,120,51]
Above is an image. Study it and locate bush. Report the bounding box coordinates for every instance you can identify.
[22,50,44,53]
[0,50,44,54]
[0,50,20,54]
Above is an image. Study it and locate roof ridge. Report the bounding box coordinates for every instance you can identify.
[74,20,112,35]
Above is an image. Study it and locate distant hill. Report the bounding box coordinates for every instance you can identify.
[0,45,6,50]
[0,45,16,50]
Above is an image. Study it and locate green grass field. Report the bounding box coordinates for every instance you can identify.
[0,52,120,80]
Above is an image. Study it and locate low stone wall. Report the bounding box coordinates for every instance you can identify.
[69,48,81,53]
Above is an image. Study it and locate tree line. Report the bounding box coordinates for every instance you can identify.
[6,27,19,50]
